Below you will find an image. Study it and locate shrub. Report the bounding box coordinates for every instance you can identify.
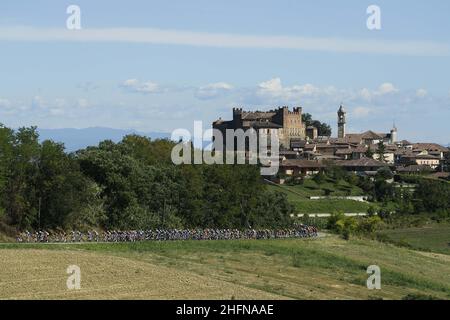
[367,206,376,217]
[358,216,382,234]
[376,167,394,180]
[327,212,358,240]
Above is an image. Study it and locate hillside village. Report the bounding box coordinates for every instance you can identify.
[213,105,450,182]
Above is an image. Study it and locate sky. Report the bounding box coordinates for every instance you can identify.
[0,0,449,144]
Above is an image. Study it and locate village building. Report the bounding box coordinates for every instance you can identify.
[212,107,306,151]
[279,159,325,177]
[399,152,441,169]
[212,105,449,180]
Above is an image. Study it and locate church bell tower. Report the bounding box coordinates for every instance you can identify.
[390,123,398,144]
[337,105,346,139]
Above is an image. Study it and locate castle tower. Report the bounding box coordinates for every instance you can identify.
[337,105,346,139]
[390,123,398,144]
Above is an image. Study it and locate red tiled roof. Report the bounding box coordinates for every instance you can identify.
[412,143,449,152]
[333,158,389,168]
[280,159,325,168]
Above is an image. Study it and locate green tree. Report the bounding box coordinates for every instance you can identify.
[358,216,382,234]
[376,141,387,162]
[302,113,332,136]
[36,140,106,229]
[365,145,374,158]
[327,212,358,240]
[4,127,41,228]
[311,120,332,137]
[0,123,300,232]
[301,113,313,126]
[376,167,393,180]
[414,179,450,213]
[445,150,450,173]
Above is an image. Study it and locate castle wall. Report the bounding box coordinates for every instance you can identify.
[278,107,305,146]
[213,107,306,150]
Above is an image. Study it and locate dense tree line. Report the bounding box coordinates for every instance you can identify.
[0,125,294,232]
[413,179,450,214]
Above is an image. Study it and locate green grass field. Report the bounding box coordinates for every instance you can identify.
[271,178,366,198]
[268,179,373,213]
[1,235,449,300]
[290,199,371,214]
[378,224,450,255]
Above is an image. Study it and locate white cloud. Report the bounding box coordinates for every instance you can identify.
[0,26,448,56]
[77,81,99,92]
[0,98,17,116]
[0,98,11,108]
[416,88,428,98]
[54,98,67,108]
[77,98,90,108]
[49,108,65,116]
[359,88,372,101]
[31,95,45,109]
[377,83,398,95]
[30,96,65,115]
[121,79,161,94]
[23,96,92,117]
[195,82,233,100]
[258,78,283,95]
[256,78,321,101]
[0,81,447,143]
[352,106,372,118]
[357,83,399,101]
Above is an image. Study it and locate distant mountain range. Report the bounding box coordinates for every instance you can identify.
[37,127,171,152]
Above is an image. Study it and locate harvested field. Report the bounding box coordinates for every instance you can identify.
[0,249,281,300]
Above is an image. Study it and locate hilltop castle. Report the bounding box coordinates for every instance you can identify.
[212,105,448,176]
[212,106,306,148]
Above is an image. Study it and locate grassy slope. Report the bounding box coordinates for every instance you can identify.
[268,179,372,213]
[275,179,366,198]
[1,236,449,300]
[378,224,450,255]
[289,199,371,214]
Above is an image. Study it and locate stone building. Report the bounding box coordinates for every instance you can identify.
[306,126,318,140]
[212,106,306,150]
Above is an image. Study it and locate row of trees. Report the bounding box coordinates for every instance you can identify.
[0,125,295,232]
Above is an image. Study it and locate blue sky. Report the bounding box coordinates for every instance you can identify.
[0,0,449,144]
